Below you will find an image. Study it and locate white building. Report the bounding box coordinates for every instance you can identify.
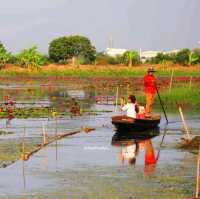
[140,51,160,62]
[140,49,180,62]
[105,48,127,57]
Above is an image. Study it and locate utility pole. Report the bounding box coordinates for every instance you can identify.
[108,34,114,49]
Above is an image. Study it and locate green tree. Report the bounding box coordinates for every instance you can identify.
[148,52,175,64]
[49,35,96,64]
[175,49,191,65]
[16,46,48,69]
[0,42,12,67]
[123,50,140,66]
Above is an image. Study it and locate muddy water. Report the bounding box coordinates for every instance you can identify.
[0,82,199,199]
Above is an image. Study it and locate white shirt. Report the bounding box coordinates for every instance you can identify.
[122,103,137,118]
[122,144,136,159]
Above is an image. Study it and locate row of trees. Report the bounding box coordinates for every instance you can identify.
[148,49,200,66]
[1,35,200,69]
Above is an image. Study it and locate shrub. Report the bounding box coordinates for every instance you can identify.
[49,35,96,64]
[95,53,123,65]
[16,46,48,69]
[0,42,12,67]
[174,48,190,66]
[148,53,176,64]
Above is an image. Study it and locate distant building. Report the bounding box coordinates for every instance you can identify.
[140,49,180,62]
[140,51,160,62]
[105,48,127,57]
[165,49,180,54]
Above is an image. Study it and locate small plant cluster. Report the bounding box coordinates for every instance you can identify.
[16,46,48,69]
[0,42,48,69]
[0,42,12,68]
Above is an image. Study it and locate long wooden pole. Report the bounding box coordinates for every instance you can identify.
[196,146,200,198]
[155,86,168,124]
[178,106,191,140]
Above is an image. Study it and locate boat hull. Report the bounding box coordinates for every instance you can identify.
[112,115,161,133]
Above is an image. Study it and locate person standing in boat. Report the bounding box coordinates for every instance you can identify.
[144,67,157,117]
[120,95,139,118]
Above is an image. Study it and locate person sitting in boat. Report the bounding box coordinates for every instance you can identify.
[137,106,145,119]
[120,95,139,119]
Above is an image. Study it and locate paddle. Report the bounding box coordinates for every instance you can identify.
[155,86,169,124]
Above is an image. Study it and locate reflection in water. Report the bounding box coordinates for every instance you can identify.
[22,160,26,190]
[111,127,160,175]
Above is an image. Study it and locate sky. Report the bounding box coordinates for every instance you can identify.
[0,0,200,54]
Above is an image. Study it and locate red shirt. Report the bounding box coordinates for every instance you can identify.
[144,74,156,94]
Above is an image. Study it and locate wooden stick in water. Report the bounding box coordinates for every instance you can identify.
[115,87,119,112]
[42,123,48,145]
[189,76,193,89]
[22,126,26,154]
[196,146,200,198]
[178,106,191,140]
[169,69,174,92]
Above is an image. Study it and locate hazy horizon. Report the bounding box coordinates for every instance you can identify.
[0,0,200,54]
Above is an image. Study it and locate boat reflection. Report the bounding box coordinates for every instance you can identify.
[111,127,160,175]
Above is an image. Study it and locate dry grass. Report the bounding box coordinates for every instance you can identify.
[0,64,200,78]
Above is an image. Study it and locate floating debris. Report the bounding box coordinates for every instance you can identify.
[180,137,200,150]
[0,131,14,136]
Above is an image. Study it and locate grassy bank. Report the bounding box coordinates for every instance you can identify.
[135,86,200,109]
[0,64,200,78]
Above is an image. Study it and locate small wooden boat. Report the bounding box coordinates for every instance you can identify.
[112,114,161,132]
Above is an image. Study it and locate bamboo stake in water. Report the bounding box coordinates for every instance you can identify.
[196,146,200,198]
[169,69,174,92]
[115,87,119,112]
[55,118,58,162]
[42,123,48,145]
[178,106,191,140]
[189,76,193,89]
[126,84,129,100]
[22,126,26,154]
[22,126,26,190]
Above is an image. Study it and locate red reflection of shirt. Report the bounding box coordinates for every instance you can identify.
[144,74,156,94]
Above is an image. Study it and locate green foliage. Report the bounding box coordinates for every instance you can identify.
[188,52,199,65]
[174,48,190,65]
[16,46,48,69]
[49,35,96,64]
[148,53,176,64]
[122,50,140,66]
[147,48,200,66]
[95,53,123,65]
[0,42,12,67]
